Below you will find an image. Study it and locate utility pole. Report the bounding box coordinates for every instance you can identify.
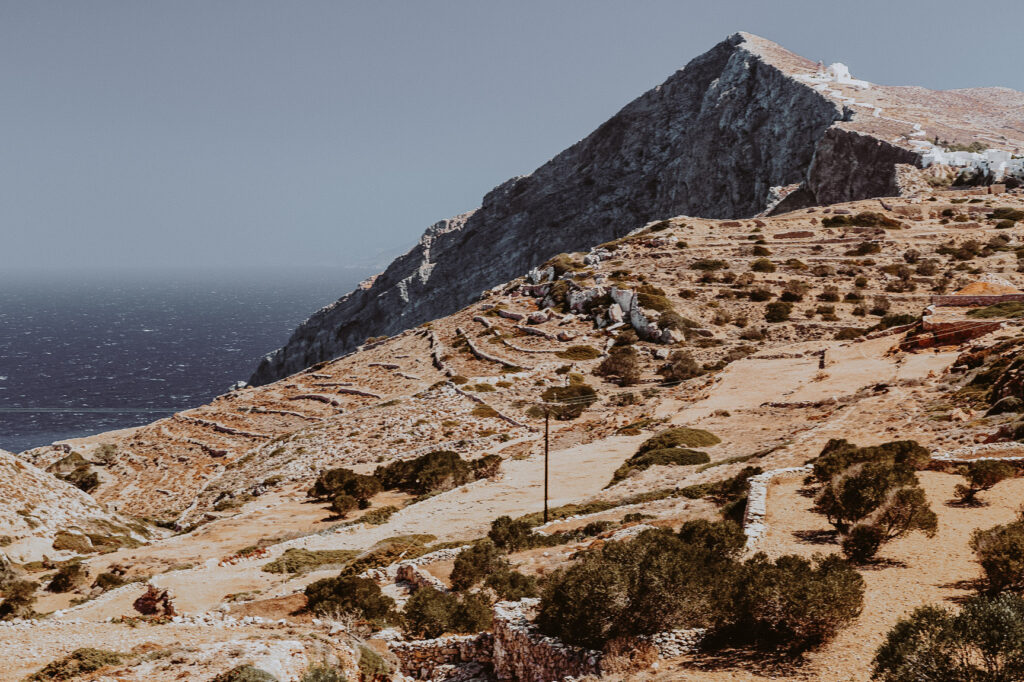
[544,409,549,524]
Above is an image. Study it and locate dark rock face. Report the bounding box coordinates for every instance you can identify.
[773,127,923,213]
[248,34,915,386]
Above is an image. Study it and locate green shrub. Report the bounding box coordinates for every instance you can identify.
[357,645,389,681]
[809,439,930,484]
[750,258,776,273]
[813,461,923,532]
[823,212,903,229]
[403,587,492,638]
[991,207,1024,221]
[954,460,1015,504]
[93,571,125,592]
[764,301,792,323]
[680,466,763,507]
[360,643,391,679]
[556,345,602,361]
[845,241,883,256]
[308,468,382,504]
[835,327,865,340]
[637,427,720,453]
[330,494,358,518]
[691,259,728,271]
[748,287,773,302]
[841,523,885,563]
[734,553,864,648]
[299,662,347,682]
[967,301,1024,319]
[26,648,124,681]
[539,384,598,420]
[304,574,397,622]
[485,569,539,601]
[595,346,641,386]
[971,520,1024,592]
[52,531,92,554]
[0,579,37,620]
[450,540,508,591]
[872,593,1024,682]
[344,536,437,576]
[262,549,358,575]
[360,506,399,525]
[47,561,88,593]
[658,311,697,332]
[609,448,710,485]
[537,528,740,649]
[212,666,279,682]
[488,516,533,552]
[870,314,918,331]
[472,454,502,480]
[375,451,475,495]
[637,292,675,313]
[658,350,703,383]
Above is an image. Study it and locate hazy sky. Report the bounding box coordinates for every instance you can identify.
[3,1,1024,274]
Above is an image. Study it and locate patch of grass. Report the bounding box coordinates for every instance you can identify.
[555,345,602,361]
[471,404,499,418]
[262,548,358,575]
[26,649,124,680]
[967,301,1024,319]
[637,427,720,452]
[609,448,711,485]
[361,505,399,525]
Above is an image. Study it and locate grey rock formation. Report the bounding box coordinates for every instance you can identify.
[249,32,919,386]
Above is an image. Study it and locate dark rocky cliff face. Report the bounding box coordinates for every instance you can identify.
[248,33,916,386]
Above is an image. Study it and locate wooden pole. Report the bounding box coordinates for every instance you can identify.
[544,409,549,524]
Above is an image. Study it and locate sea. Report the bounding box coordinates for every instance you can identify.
[0,269,365,454]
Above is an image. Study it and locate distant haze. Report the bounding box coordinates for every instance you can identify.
[3,1,1023,274]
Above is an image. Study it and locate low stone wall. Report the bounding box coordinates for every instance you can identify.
[930,294,1024,307]
[391,633,494,680]
[491,598,602,682]
[396,563,449,593]
[645,628,707,658]
[742,466,813,550]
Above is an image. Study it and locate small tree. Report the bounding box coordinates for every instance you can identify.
[872,593,1024,682]
[971,520,1024,592]
[402,587,492,639]
[450,540,508,591]
[955,460,1015,505]
[813,461,918,533]
[484,568,538,601]
[488,516,533,552]
[304,574,396,623]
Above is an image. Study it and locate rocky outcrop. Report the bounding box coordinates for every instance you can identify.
[250,32,935,386]
[772,127,922,213]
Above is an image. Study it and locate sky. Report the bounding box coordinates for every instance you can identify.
[3,1,1024,275]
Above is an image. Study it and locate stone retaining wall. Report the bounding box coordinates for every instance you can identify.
[491,599,601,682]
[930,294,1024,307]
[390,633,493,680]
[742,466,813,550]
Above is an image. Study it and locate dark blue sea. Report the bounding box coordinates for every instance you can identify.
[0,269,363,453]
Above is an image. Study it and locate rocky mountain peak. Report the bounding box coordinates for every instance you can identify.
[248,32,1024,386]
